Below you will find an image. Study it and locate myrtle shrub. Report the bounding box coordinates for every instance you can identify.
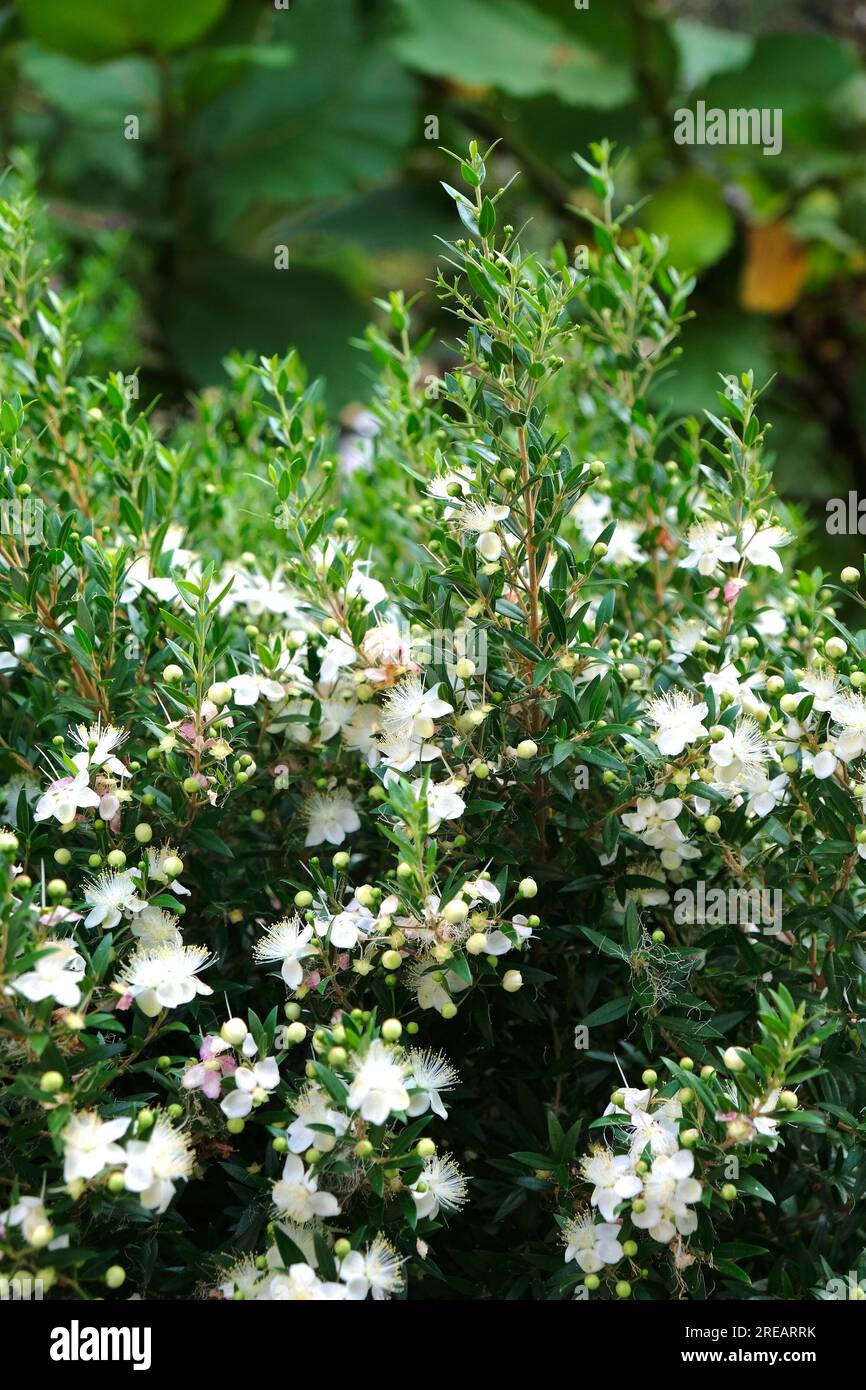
[1,143,864,1303]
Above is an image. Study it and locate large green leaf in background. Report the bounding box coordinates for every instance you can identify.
[16,0,228,60]
[393,0,634,108]
[640,173,734,272]
[701,32,859,110]
[190,0,418,239]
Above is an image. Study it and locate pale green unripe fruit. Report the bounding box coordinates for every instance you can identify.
[381,1018,402,1041]
[615,1280,632,1298]
[441,1002,458,1019]
[250,808,266,824]
[183,776,200,794]
[226,1118,245,1134]
[286,1022,307,1044]
[723,1046,748,1071]
[134,822,152,844]
[515,739,537,759]
[105,1265,126,1289]
[641,1069,658,1087]
[589,460,605,477]
[284,1002,301,1020]
[782,754,798,774]
[220,1018,248,1047]
[47,878,67,898]
[721,1183,738,1202]
[106,850,127,868]
[334,1238,351,1258]
[294,890,313,908]
[591,542,608,558]
[321,617,339,635]
[40,1071,64,1094]
[518,877,537,898]
[207,681,233,705]
[107,1172,126,1193]
[704,814,721,834]
[163,664,183,682]
[472,762,490,780]
[780,1090,798,1110]
[333,851,350,869]
[53,847,71,865]
[466,932,488,955]
[355,1140,373,1157]
[502,969,523,993]
[416,1138,436,1159]
[622,1240,638,1258]
[29,1222,55,1249]
[381,950,402,970]
[852,671,866,689]
[584,1273,600,1290]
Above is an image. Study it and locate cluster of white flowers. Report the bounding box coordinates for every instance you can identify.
[60,1110,194,1214]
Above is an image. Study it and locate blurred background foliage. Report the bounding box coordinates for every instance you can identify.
[1,0,865,538]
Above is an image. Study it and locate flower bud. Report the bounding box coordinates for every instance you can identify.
[163,854,184,877]
[466,932,488,955]
[502,969,523,993]
[723,1046,748,1072]
[518,877,537,898]
[40,1071,64,1094]
[163,664,184,682]
[221,1018,248,1047]
[416,1138,436,1159]
[381,1018,402,1042]
[208,682,233,706]
[105,1265,126,1289]
[442,898,468,924]
[515,739,538,760]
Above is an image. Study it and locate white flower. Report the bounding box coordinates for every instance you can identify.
[799,666,840,714]
[669,618,706,663]
[562,1215,623,1273]
[709,717,768,788]
[220,1056,281,1118]
[287,1084,349,1153]
[267,1263,347,1300]
[411,776,466,831]
[303,790,360,846]
[630,1149,702,1243]
[338,1234,405,1300]
[406,1049,459,1119]
[35,761,100,824]
[812,749,838,780]
[1,1196,66,1248]
[122,943,213,1016]
[12,939,85,1007]
[740,523,790,573]
[741,769,788,818]
[381,675,453,742]
[581,1148,643,1221]
[410,1153,468,1220]
[458,502,509,535]
[319,634,357,687]
[83,869,147,930]
[272,1154,341,1224]
[130,905,183,948]
[679,521,739,576]
[228,672,285,705]
[644,691,708,756]
[123,1116,194,1213]
[346,1040,410,1124]
[61,1110,130,1182]
[830,690,866,764]
[606,520,646,567]
[253,916,316,989]
[69,721,129,776]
